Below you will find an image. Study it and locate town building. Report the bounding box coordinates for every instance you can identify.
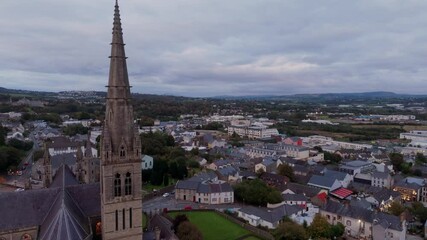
[175,172,234,204]
[320,201,406,240]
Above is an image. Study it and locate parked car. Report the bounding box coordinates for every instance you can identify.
[162,193,170,197]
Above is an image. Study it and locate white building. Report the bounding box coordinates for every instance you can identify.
[400,130,427,142]
[141,155,154,170]
[228,125,279,139]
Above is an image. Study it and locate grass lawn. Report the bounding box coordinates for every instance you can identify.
[168,211,262,240]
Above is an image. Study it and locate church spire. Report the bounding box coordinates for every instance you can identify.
[102,0,139,161]
[100,3,143,239]
[108,0,131,97]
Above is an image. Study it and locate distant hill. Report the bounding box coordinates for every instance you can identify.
[213,91,427,101]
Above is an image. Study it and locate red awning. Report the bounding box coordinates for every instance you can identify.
[331,187,353,199]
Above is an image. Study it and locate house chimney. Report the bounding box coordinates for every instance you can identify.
[155,226,161,240]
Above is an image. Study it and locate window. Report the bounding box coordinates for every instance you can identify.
[115,210,118,231]
[114,173,121,197]
[129,208,133,228]
[125,172,132,195]
[123,208,126,230]
[346,220,351,226]
[120,146,125,157]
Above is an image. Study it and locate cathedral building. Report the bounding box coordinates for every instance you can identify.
[0,1,143,239]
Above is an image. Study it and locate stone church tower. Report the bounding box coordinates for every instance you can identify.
[76,136,101,184]
[100,1,143,239]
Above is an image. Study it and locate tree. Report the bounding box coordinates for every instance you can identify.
[324,152,342,163]
[63,124,88,136]
[0,126,7,146]
[308,214,332,239]
[172,214,189,232]
[274,220,308,240]
[388,201,405,216]
[410,202,427,223]
[389,153,404,172]
[176,221,203,240]
[8,139,33,151]
[190,147,199,156]
[163,174,169,186]
[277,163,295,182]
[330,222,345,238]
[233,179,282,206]
[415,153,427,165]
[313,146,323,153]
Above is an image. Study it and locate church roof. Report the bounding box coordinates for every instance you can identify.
[0,188,60,231]
[50,164,79,188]
[0,166,100,235]
[39,189,91,240]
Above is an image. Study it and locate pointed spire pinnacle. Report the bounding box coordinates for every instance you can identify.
[102,0,140,160]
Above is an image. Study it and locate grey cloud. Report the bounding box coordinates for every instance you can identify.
[1,0,427,97]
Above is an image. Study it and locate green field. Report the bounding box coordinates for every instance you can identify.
[168,211,262,240]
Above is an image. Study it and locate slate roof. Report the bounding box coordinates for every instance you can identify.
[213,159,231,168]
[51,153,77,171]
[148,214,178,240]
[0,164,101,238]
[372,188,400,203]
[285,182,321,198]
[38,189,90,240]
[394,179,423,190]
[239,204,303,224]
[260,172,288,183]
[323,169,348,181]
[47,136,80,148]
[198,182,233,193]
[261,157,276,167]
[188,171,217,182]
[0,188,60,231]
[176,180,199,190]
[372,170,390,179]
[308,175,338,189]
[282,193,307,202]
[322,201,403,231]
[50,164,79,189]
[217,165,238,177]
[66,183,100,217]
[350,198,372,209]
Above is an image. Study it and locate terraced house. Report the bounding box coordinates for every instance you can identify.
[320,201,406,240]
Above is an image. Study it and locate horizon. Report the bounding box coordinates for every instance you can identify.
[3,87,427,99]
[1,1,427,97]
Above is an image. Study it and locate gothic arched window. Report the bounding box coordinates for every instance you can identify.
[120,146,126,157]
[125,172,132,195]
[114,173,121,197]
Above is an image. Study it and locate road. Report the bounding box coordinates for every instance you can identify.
[3,133,38,188]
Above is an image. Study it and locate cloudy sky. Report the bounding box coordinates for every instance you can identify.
[1,0,427,97]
